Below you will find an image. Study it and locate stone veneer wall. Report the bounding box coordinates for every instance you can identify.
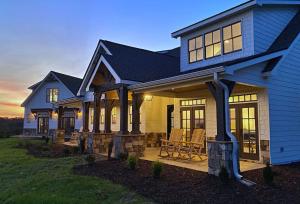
[114,134,145,157]
[54,130,65,144]
[145,132,166,147]
[207,140,234,177]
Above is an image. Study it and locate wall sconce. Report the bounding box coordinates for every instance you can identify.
[32,112,37,120]
[144,95,153,101]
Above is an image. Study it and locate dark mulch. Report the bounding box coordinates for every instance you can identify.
[73,159,300,204]
[15,140,80,158]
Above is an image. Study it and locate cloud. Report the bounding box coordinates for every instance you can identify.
[0,101,20,108]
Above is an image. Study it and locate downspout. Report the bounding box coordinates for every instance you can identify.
[213,73,243,181]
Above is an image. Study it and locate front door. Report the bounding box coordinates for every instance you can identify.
[230,103,259,160]
[62,117,75,136]
[181,106,205,142]
[38,117,49,135]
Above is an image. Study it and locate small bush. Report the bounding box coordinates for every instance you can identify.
[79,138,85,154]
[118,152,128,161]
[152,160,163,179]
[127,155,137,170]
[219,166,229,184]
[73,146,80,154]
[45,137,50,144]
[63,147,70,156]
[263,162,274,184]
[85,154,96,165]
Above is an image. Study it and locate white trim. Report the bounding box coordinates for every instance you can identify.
[172,0,257,38]
[225,50,287,75]
[258,1,300,5]
[120,80,140,85]
[99,41,112,55]
[129,66,224,92]
[85,56,122,92]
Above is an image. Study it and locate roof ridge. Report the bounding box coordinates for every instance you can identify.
[101,40,179,59]
[51,71,82,80]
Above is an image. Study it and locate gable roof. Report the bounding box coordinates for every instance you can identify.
[22,71,82,107]
[101,40,180,82]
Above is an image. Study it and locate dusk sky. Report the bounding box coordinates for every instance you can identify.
[0,0,246,117]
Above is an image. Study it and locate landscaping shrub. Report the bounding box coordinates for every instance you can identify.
[263,162,274,184]
[127,155,137,170]
[152,160,163,179]
[85,154,96,165]
[118,152,128,161]
[79,138,85,154]
[219,166,229,184]
[45,136,50,144]
[73,146,80,154]
[63,147,71,156]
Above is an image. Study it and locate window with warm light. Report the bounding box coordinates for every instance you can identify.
[223,22,242,54]
[90,111,93,125]
[112,107,117,124]
[128,105,141,124]
[100,108,105,124]
[188,35,203,63]
[205,29,221,58]
[46,88,59,103]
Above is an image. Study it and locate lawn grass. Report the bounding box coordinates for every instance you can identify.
[0,138,148,204]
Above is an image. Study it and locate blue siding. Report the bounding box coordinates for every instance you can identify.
[180,10,254,72]
[267,34,300,164]
[253,5,298,54]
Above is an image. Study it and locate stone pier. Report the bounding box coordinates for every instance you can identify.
[207,140,234,177]
[113,134,145,158]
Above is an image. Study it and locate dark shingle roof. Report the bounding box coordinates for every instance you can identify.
[101,40,180,82]
[51,71,82,95]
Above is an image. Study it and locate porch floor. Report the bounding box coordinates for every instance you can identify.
[140,147,265,173]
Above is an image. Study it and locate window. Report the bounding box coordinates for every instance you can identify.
[112,107,117,124]
[90,111,94,125]
[188,36,203,63]
[46,88,59,103]
[223,22,242,54]
[129,106,132,124]
[100,108,105,124]
[205,29,221,58]
[229,94,257,103]
[180,99,206,107]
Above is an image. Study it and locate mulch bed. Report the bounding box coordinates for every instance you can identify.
[73,159,300,204]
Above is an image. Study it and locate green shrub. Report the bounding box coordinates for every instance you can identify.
[152,160,163,179]
[73,146,80,154]
[63,147,70,156]
[127,155,137,170]
[85,154,96,165]
[45,137,50,144]
[263,162,274,184]
[219,166,229,184]
[118,152,128,161]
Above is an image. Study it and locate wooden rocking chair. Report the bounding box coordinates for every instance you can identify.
[178,129,206,160]
[159,128,184,158]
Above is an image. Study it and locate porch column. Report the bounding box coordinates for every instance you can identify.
[131,93,144,134]
[104,98,115,133]
[57,106,63,129]
[118,85,129,135]
[82,102,90,132]
[93,91,102,133]
[206,80,235,141]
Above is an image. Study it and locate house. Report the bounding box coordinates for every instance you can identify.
[22,71,82,138]
[22,0,300,177]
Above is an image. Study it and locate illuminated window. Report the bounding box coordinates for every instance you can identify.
[205,29,221,58]
[229,94,257,103]
[129,106,133,124]
[180,99,206,107]
[223,22,242,54]
[90,111,93,125]
[188,36,203,63]
[46,88,59,103]
[100,108,105,124]
[112,107,117,124]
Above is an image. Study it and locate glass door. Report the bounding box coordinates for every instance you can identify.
[38,117,49,135]
[230,103,259,160]
[181,108,191,142]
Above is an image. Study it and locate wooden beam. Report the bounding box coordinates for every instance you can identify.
[103,98,116,133]
[93,91,102,133]
[131,93,144,134]
[118,85,129,134]
[82,102,90,132]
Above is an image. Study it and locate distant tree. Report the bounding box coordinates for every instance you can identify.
[0,117,23,138]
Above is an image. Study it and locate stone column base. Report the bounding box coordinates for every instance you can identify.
[113,134,145,158]
[207,140,233,177]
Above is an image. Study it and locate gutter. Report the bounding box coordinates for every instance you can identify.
[129,66,224,92]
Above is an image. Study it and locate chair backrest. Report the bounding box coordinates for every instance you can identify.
[191,129,206,146]
[169,128,184,142]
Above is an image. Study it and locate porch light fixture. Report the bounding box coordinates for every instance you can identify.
[144,95,153,101]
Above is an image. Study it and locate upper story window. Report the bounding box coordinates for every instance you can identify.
[223,22,242,54]
[205,29,221,58]
[188,36,203,63]
[46,88,59,103]
[112,107,117,124]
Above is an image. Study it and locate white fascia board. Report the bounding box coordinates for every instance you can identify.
[85,56,122,92]
[171,0,257,38]
[129,66,224,92]
[224,50,287,75]
[258,1,300,5]
[99,41,112,55]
